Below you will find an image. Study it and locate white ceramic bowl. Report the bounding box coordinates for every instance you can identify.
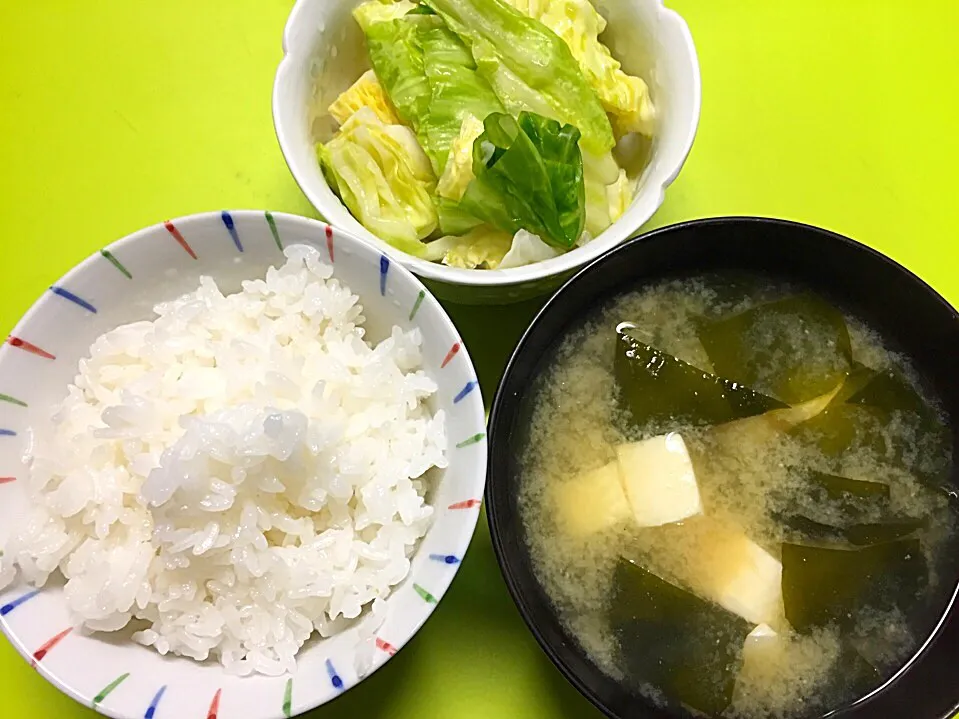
[0,211,487,719]
[273,0,701,304]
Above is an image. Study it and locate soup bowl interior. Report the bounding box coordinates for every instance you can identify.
[486,217,959,719]
[0,211,487,719]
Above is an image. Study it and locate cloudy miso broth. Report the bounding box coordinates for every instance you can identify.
[518,276,956,718]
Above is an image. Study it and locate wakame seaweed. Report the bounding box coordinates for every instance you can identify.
[615,326,787,431]
[697,294,853,404]
[611,559,753,716]
[781,539,926,632]
[809,471,890,501]
[781,514,924,546]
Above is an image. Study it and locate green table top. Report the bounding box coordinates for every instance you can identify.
[1,1,957,717]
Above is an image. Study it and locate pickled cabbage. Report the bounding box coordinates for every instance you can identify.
[319,108,437,255]
[503,0,656,136]
[327,70,401,126]
[424,0,615,154]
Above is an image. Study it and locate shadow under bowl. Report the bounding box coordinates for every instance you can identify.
[485,217,959,719]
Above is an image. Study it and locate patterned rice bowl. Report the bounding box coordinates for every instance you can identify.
[0,211,487,718]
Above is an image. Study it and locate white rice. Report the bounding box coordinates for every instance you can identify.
[0,245,447,675]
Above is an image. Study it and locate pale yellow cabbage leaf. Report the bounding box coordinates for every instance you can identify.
[328,70,402,126]
[320,108,437,256]
[436,114,485,201]
[499,229,562,268]
[583,150,634,236]
[424,225,513,268]
[606,168,633,224]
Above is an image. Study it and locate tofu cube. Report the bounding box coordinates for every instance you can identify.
[715,537,784,626]
[746,623,778,645]
[687,523,784,626]
[553,460,632,536]
[741,623,781,679]
[649,517,785,627]
[616,433,703,527]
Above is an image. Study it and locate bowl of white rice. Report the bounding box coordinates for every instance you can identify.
[0,211,486,718]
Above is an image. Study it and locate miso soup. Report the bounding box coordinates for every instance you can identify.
[519,275,956,718]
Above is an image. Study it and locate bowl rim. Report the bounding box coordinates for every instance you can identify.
[271,0,702,287]
[0,209,489,719]
[485,215,959,719]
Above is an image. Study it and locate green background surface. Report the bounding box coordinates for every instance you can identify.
[1,1,957,717]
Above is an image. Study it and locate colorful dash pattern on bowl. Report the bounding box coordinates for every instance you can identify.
[0,211,487,719]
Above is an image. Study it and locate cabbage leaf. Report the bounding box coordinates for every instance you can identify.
[423,0,615,154]
[319,108,437,256]
[458,111,585,249]
[436,114,485,200]
[499,229,561,268]
[435,196,484,236]
[424,225,514,268]
[583,150,634,236]
[361,16,432,131]
[357,8,504,175]
[607,169,633,224]
[328,70,401,126]
[502,0,655,136]
[416,19,507,173]
[353,0,419,31]
[425,226,560,268]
